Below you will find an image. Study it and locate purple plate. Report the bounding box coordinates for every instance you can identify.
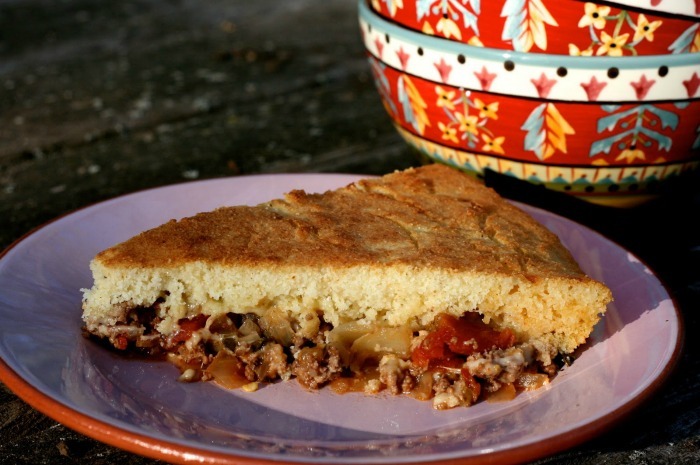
[0,173,682,464]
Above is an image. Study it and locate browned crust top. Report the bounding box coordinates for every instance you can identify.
[96,164,586,280]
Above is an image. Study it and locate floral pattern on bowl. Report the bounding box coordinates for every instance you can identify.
[369,55,699,167]
[370,0,700,55]
[360,1,700,102]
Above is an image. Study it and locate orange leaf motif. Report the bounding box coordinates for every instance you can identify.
[522,103,575,160]
[398,75,430,135]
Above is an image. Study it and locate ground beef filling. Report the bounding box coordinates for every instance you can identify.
[87,306,560,409]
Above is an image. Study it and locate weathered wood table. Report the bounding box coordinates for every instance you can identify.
[1,1,698,464]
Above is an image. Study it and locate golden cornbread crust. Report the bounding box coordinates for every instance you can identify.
[82,164,612,354]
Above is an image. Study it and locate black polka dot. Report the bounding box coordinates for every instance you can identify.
[385,33,390,43]
[628,183,639,192]
[607,67,619,78]
[504,60,515,71]
[557,66,567,77]
[564,185,572,191]
[417,47,424,56]
[457,54,465,64]
[585,186,595,193]
[608,184,620,193]
[658,65,668,77]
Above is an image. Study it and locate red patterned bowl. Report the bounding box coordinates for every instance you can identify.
[369,0,700,56]
[360,0,700,206]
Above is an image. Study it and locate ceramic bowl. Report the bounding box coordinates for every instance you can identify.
[369,0,700,56]
[359,0,700,206]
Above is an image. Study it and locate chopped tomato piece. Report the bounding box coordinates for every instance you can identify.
[411,331,460,369]
[411,313,516,369]
[114,334,129,350]
[172,314,208,344]
[444,313,515,355]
